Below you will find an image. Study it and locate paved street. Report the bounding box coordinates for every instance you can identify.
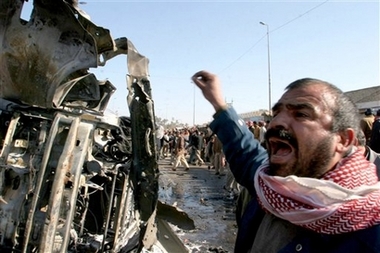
[157,156,238,253]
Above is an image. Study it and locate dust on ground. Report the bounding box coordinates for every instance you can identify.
[158,157,238,253]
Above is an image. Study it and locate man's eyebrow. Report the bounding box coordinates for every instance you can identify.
[272,102,282,112]
[286,103,314,110]
[272,102,315,111]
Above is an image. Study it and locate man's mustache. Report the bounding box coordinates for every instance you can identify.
[265,128,298,148]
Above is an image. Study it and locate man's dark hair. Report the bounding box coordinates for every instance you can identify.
[285,78,360,134]
[365,108,374,116]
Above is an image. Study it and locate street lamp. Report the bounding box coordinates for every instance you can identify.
[193,83,196,126]
[259,21,272,115]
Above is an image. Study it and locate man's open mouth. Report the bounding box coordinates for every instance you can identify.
[269,138,293,157]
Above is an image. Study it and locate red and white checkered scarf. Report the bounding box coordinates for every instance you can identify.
[254,149,380,234]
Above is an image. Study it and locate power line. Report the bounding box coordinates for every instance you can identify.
[219,35,266,73]
[270,0,330,34]
[218,0,330,73]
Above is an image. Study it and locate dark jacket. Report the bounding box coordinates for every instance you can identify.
[370,119,380,153]
[188,133,198,147]
[209,107,380,253]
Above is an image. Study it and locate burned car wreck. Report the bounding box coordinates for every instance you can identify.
[0,0,163,252]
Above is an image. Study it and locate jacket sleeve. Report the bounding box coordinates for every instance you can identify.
[209,107,268,195]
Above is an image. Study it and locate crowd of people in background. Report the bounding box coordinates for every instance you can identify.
[155,125,243,198]
[158,104,380,180]
[154,118,272,204]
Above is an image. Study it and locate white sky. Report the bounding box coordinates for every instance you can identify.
[23,0,380,125]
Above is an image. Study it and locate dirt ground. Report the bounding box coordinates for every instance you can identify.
[157,156,239,253]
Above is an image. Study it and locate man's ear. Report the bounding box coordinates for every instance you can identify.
[336,128,356,153]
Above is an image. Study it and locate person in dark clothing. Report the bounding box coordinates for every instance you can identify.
[192,70,380,253]
[188,129,204,165]
[370,109,380,153]
[205,134,215,167]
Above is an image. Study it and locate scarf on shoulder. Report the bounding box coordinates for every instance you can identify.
[254,149,380,234]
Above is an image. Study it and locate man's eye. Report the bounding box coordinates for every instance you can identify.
[295,112,308,118]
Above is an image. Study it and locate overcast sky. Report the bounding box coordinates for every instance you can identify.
[23,0,380,125]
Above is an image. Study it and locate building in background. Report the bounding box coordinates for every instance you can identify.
[345,86,380,114]
[240,109,272,123]
[238,86,380,123]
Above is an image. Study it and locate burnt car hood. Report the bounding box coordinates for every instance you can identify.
[0,0,148,113]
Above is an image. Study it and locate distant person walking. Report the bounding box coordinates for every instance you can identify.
[258,121,267,148]
[205,134,215,169]
[188,129,204,166]
[360,108,374,144]
[253,121,260,140]
[213,135,225,175]
[172,130,190,171]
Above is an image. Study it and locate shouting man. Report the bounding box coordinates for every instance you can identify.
[192,70,380,253]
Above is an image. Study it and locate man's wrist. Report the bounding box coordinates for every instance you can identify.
[213,104,228,118]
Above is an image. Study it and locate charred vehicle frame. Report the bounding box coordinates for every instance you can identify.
[0,0,160,252]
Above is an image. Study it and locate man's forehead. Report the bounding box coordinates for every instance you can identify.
[277,84,333,110]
